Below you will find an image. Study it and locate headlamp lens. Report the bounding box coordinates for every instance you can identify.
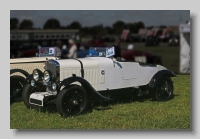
[44,70,50,82]
[33,69,39,81]
[31,80,35,86]
[52,83,56,90]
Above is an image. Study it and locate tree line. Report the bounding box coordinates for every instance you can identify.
[10,18,147,36]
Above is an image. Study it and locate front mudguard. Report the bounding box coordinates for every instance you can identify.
[149,70,176,88]
[10,69,29,77]
[25,74,33,83]
[60,76,111,101]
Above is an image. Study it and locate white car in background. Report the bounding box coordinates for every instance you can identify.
[22,47,176,118]
[10,47,60,102]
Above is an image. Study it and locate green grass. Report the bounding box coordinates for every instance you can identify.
[10,75,190,129]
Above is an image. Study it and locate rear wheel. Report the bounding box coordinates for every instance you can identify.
[56,85,88,118]
[153,76,174,101]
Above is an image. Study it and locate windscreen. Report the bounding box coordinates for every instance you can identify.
[38,47,60,57]
[88,47,115,57]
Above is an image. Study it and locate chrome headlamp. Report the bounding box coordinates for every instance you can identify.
[44,70,52,82]
[31,80,35,86]
[52,83,57,90]
[33,69,42,81]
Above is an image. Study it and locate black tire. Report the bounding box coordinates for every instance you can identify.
[22,83,45,109]
[10,75,26,102]
[56,85,88,118]
[152,76,174,101]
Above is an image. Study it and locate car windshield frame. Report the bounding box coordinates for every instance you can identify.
[38,47,60,57]
[88,47,115,58]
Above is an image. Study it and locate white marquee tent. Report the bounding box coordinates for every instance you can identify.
[179,22,190,73]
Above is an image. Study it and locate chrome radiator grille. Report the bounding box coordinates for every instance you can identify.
[45,60,59,80]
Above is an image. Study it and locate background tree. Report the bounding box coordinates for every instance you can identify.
[89,24,105,36]
[135,21,145,33]
[112,20,126,35]
[104,26,114,34]
[10,18,19,29]
[60,26,66,29]
[159,25,167,29]
[43,18,60,29]
[147,26,154,29]
[19,19,34,29]
[126,23,136,33]
[66,21,82,30]
[80,27,90,36]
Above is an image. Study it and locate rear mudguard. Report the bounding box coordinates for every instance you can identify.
[149,70,176,88]
[10,69,29,77]
[61,76,111,101]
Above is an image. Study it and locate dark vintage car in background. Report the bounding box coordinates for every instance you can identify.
[145,35,160,46]
[168,35,180,46]
[121,49,162,65]
[10,45,39,58]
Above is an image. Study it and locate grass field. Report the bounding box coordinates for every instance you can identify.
[10,75,190,129]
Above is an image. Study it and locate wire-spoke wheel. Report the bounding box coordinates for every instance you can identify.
[56,85,88,118]
[154,76,174,101]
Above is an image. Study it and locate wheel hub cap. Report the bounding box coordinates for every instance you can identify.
[72,100,79,105]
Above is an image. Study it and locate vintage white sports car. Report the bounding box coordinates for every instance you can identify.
[10,47,61,102]
[22,47,176,118]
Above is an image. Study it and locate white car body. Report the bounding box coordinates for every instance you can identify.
[57,57,167,91]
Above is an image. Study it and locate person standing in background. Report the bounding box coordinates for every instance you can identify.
[64,39,77,59]
[55,40,62,57]
[113,39,121,58]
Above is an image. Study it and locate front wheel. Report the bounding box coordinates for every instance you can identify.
[56,85,88,118]
[22,84,45,109]
[152,76,174,101]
